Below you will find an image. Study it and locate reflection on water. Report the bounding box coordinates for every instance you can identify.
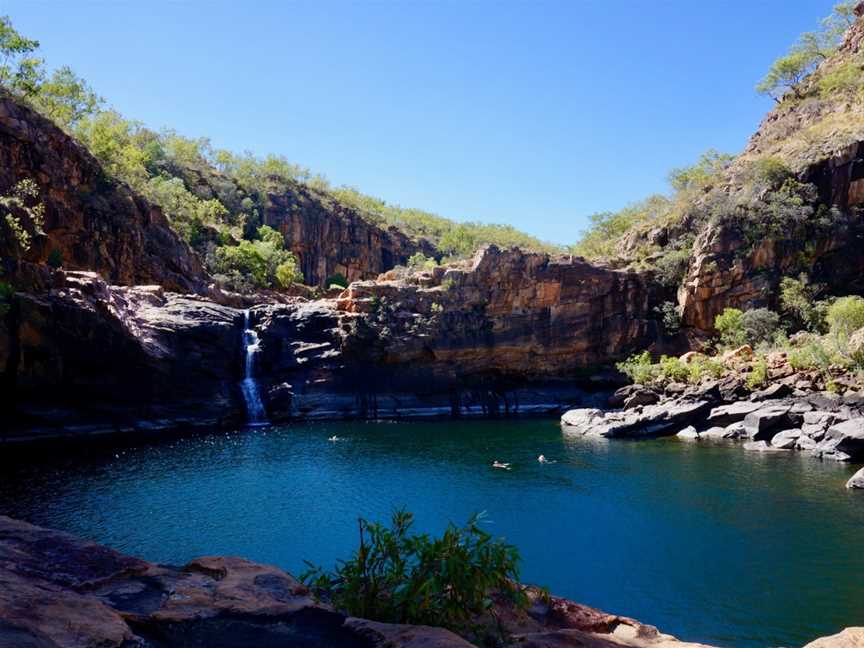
[1,419,862,648]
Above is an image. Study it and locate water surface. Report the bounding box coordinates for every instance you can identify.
[1,419,862,647]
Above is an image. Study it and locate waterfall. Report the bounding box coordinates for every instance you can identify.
[240,309,268,426]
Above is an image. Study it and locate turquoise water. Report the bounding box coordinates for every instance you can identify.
[1,419,863,647]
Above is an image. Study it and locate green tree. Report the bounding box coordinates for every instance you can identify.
[29,66,102,129]
[780,273,826,332]
[0,16,42,96]
[0,178,44,253]
[826,295,864,339]
[715,308,746,348]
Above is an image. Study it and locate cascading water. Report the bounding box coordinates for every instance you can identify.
[240,310,268,426]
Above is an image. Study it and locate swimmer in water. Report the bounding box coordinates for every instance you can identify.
[492,460,511,470]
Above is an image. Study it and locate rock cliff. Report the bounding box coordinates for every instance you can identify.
[0,94,206,294]
[265,187,438,286]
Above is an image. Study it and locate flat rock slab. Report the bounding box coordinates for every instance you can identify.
[706,402,763,426]
[561,401,710,438]
[743,405,794,441]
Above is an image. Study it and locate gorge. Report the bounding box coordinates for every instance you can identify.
[2,3,864,648]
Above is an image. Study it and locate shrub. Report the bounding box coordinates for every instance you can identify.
[326,272,348,289]
[275,259,303,288]
[46,248,63,268]
[780,274,827,332]
[654,248,691,288]
[616,351,655,385]
[407,252,438,271]
[746,356,769,390]
[826,295,864,339]
[741,308,782,347]
[715,308,746,348]
[302,510,527,633]
[687,356,724,383]
[654,300,681,335]
[657,355,690,383]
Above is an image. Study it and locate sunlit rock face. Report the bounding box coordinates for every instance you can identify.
[264,189,438,286]
[0,94,206,293]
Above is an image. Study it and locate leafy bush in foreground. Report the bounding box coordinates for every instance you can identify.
[302,509,527,633]
[827,295,864,340]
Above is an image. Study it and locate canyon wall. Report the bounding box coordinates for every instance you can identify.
[0,94,206,294]
[265,187,438,286]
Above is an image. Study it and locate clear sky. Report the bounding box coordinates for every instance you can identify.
[1,0,836,244]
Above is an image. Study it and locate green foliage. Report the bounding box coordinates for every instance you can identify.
[826,295,864,339]
[687,356,724,383]
[570,195,671,259]
[616,351,654,385]
[715,308,747,348]
[211,225,302,291]
[668,150,735,192]
[0,16,42,97]
[756,1,858,101]
[654,300,681,336]
[407,252,438,271]
[745,157,792,188]
[326,272,348,289]
[746,355,769,390]
[657,355,690,383]
[302,509,527,633]
[818,56,864,97]
[654,247,691,288]
[0,178,44,254]
[29,66,102,130]
[741,308,782,347]
[780,273,827,332]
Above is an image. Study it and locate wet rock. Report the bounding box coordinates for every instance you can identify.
[847,468,864,489]
[699,426,732,440]
[677,426,700,440]
[771,429,802,449]
[743,440,786,452]
[814,419,864,461]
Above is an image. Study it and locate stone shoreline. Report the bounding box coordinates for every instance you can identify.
[561,383,864,489]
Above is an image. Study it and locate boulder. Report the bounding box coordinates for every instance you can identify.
[847,468,864,489]
[721,345,753,363]
[743,405,795,441]
[803,627,864,648]
[814,419,864,462]
[677,426,700,440]
[706,401,763,426]
[771,429,802,449]
[561,400,710,438]
[751,383,793,401]
[623,389,661,409]
[699,426,732,440]
[743,440,785,452]
[679,351,707,364]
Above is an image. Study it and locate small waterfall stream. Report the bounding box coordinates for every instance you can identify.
[240,310,268,426]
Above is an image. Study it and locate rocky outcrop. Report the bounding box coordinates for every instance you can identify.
[0,94,206,293]
[847,467,864,488]
[0,515,717,648]
[265,187,438,286]
[337,245,672,376]
[2,270,244,440]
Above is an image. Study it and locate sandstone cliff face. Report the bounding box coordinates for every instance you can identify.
[265,187,438,286]
[0,95,206,293]
[680,149,864,331]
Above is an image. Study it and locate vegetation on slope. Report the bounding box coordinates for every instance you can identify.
[0,16,558,295]
[570,2,860,288]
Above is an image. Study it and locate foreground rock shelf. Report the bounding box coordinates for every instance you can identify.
[0,516,859,648]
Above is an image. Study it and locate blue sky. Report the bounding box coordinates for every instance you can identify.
[2,1,836,244]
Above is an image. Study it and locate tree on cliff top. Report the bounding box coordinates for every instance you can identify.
[756,1,858,101]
